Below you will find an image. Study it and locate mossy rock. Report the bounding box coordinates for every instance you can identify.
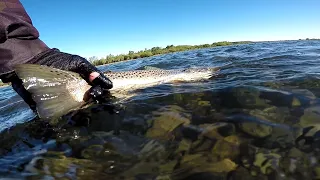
[146,105,191,140]
[253,152,281,175]
[211,135,241,160]
[199,123,236,139]
[175,153,238,178]
[81,144,104,159]
[249,106,290,124]
[25,156,111,179]
[138,140,167,162]
[229,86,272,109]
[291,97,301,107]
[299,106,320,127]
[239,122,273,138]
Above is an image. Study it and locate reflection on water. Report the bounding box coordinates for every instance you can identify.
[1,40,320,179]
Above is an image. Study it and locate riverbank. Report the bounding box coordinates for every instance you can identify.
[92,41,252,66]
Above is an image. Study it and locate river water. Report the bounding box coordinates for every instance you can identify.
[1,40,320,179]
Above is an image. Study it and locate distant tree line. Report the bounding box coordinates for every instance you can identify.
[91,41,252,66]
[299,38,320,40]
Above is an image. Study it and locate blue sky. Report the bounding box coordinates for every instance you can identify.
[20,0,320,59]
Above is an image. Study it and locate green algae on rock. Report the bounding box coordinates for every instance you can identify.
[145,105,191,141]
[249,106,290,124]
[253,152,281,175]
[239,122,273,138]
[299,106,320,127]
[173,154,237,179]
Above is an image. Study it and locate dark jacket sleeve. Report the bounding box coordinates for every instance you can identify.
[0,0,49,77]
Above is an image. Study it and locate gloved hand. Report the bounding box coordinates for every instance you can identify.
[1,48,113,114]
[29,48,113,89]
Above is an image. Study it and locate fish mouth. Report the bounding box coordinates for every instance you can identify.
[206,67,221,78]
[208,67,221,73]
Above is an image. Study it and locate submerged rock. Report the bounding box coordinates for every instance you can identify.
[211,135,242,160]
[228,86,272,109]
[145,105,191,141]
[24,155,115,179]
[249,106,290,124]
[253,152,281,175]
[171,154,237,179]
[299,106,320,127]
[239,122,273,138]
[199,122,236,139]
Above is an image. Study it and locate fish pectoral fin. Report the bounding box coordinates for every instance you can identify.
[14,64,87,120]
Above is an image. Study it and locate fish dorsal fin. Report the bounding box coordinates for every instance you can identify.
[14,64,89,120]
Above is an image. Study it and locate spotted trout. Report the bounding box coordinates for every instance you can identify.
[13,64,220,119]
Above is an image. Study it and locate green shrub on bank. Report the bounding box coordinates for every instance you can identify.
[92,41,252,66]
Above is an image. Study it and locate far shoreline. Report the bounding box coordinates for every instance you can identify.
[92,41,252,67]
[93,38,320,67]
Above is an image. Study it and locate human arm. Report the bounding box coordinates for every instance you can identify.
[0,0,113,112]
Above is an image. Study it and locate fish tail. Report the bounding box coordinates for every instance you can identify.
[14,64,88,120]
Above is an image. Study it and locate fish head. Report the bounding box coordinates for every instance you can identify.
[178,67,220,81]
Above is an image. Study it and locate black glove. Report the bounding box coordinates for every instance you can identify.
[28,48,113,89]
[1,48,113,114]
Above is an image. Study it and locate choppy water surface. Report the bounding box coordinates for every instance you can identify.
[1,40,320,179]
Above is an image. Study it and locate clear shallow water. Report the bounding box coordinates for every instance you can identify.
[1,40,320,179]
